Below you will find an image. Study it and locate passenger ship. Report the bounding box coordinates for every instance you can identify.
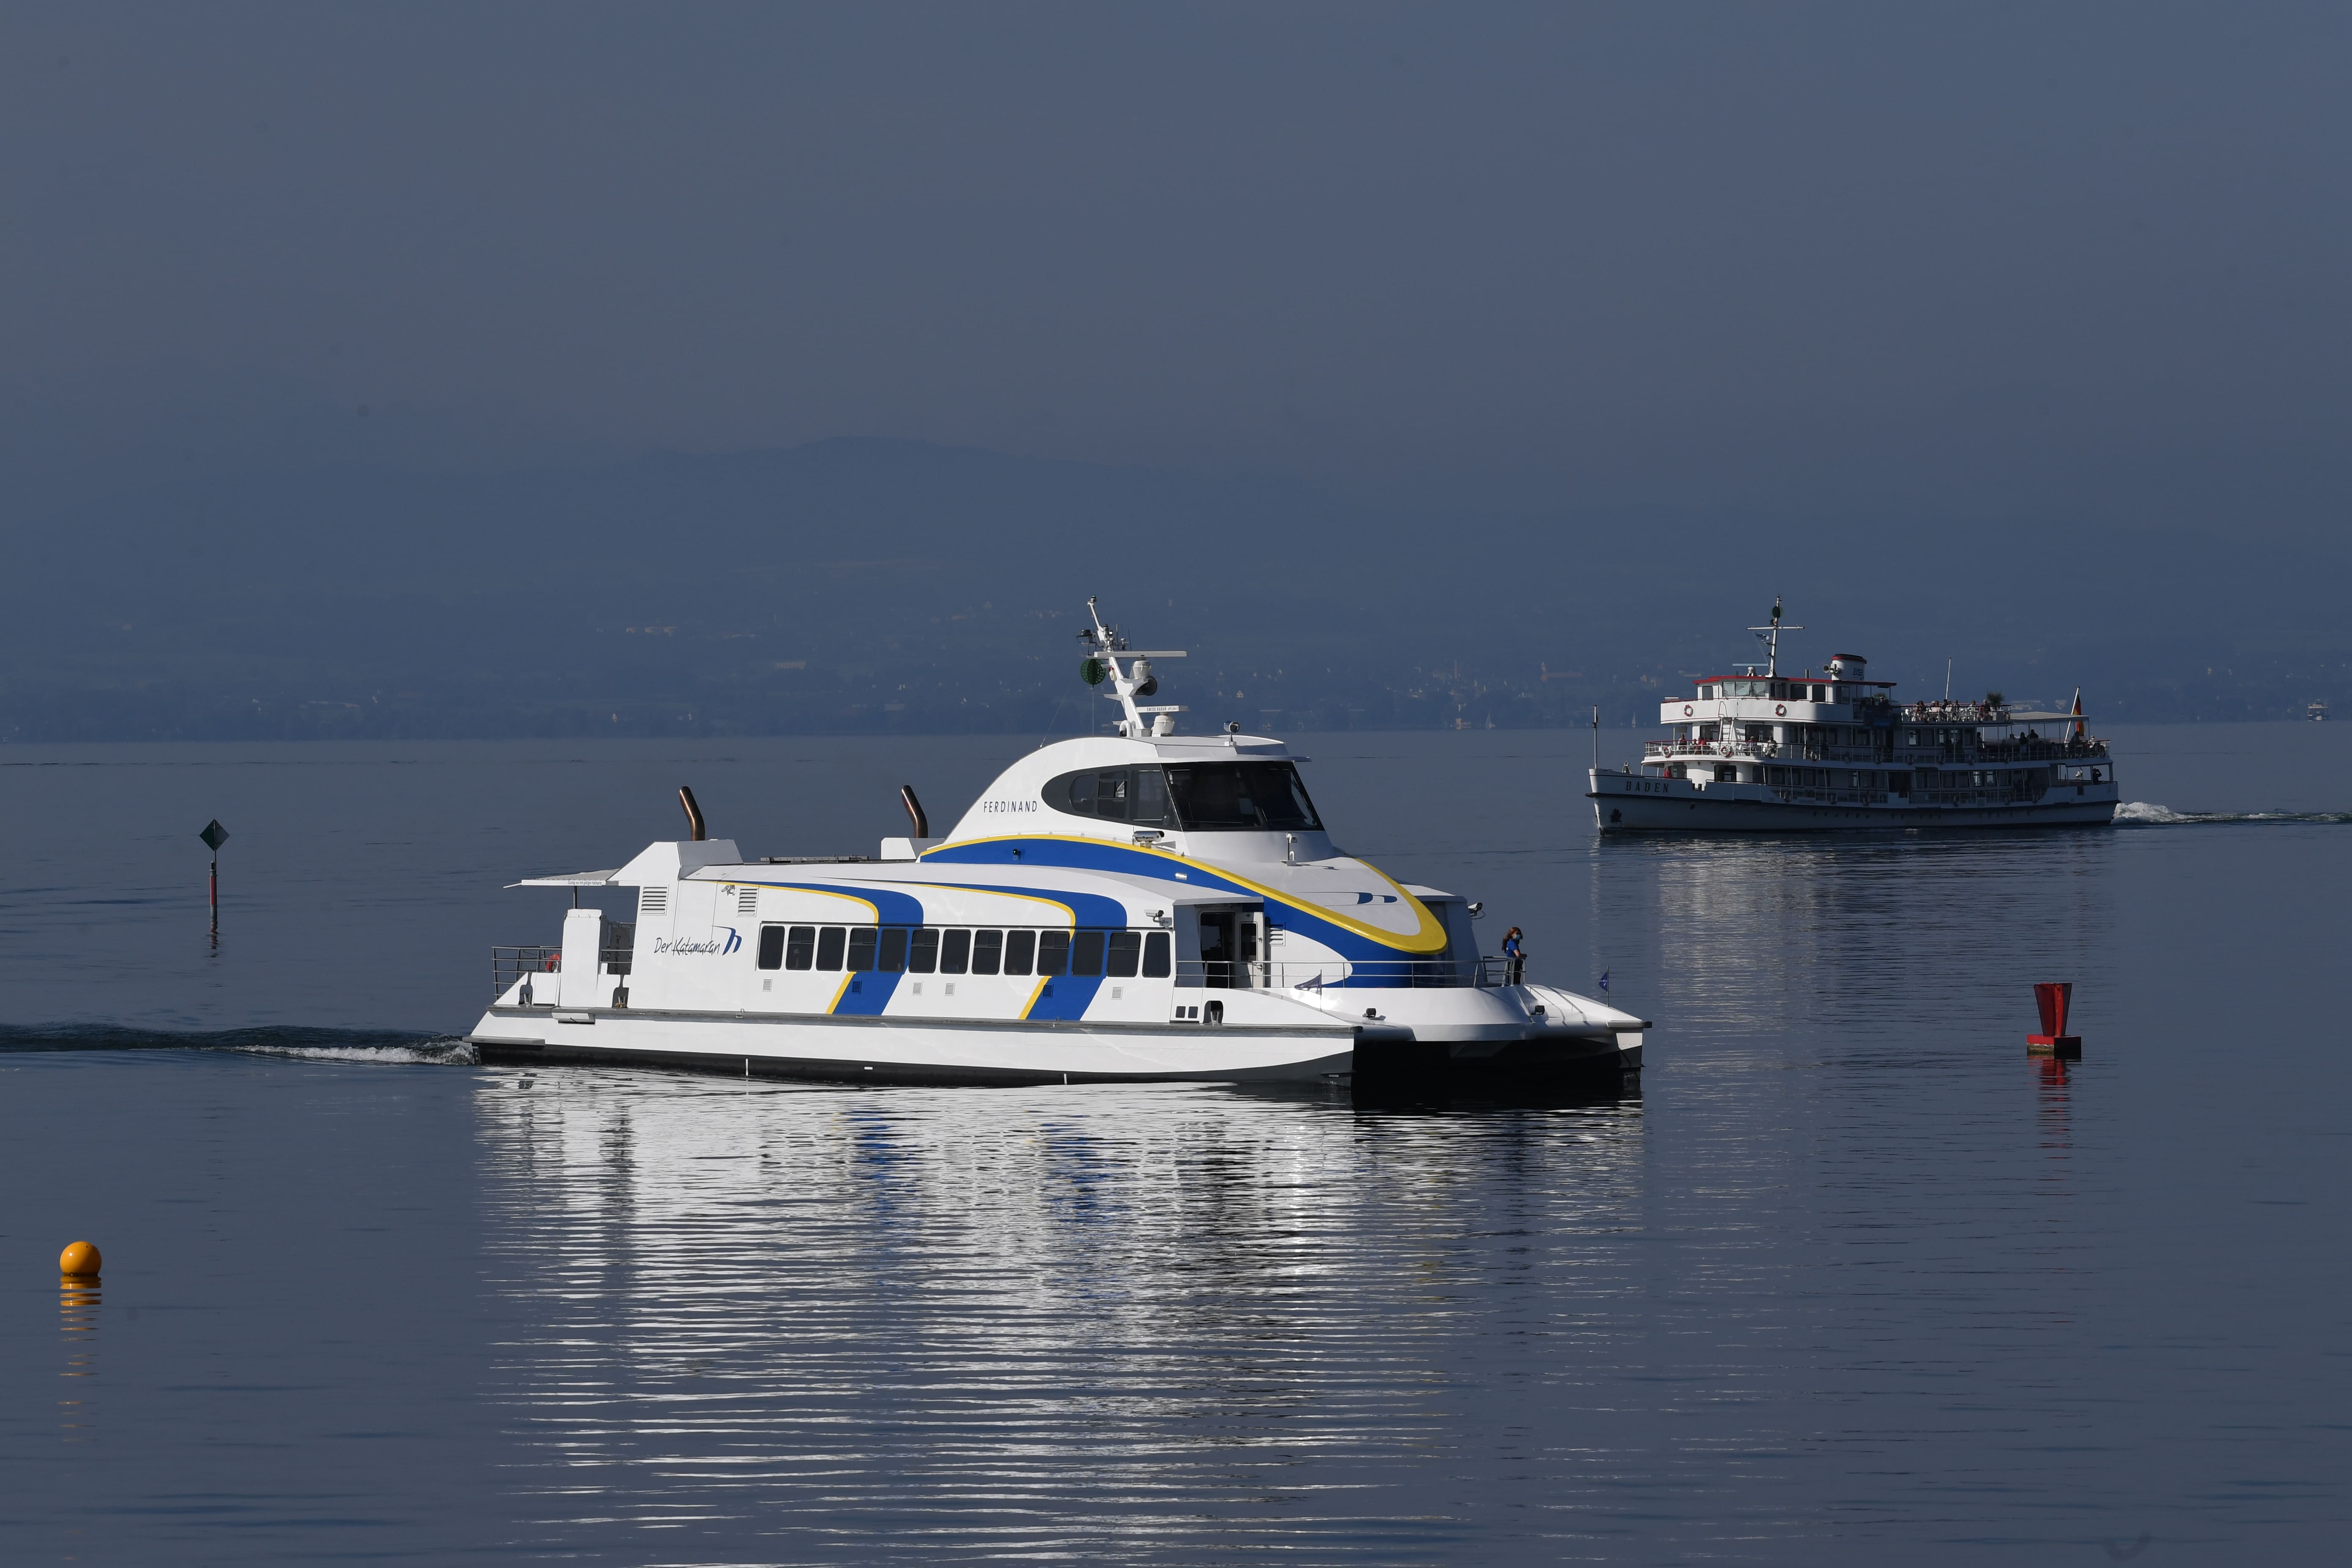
[1587,603,2119,831]
[471,602,1647,1085]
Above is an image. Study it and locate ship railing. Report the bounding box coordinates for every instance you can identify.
[492,925,632,998]
[1176,957,1511,991]
[1771,787,1892,806]
[1644,739,1783,760]
[1903,702,2013,723]
[492,945,559,998]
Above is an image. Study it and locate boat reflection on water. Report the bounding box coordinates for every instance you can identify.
[1590,829,2117,1040]
[473,1070,1643,1554]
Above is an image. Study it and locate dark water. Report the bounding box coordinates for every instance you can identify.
[3,724,2348,1563]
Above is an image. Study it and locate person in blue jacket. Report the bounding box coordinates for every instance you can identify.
[1501,926,1525,985]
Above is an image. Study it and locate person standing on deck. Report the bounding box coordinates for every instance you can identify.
[1502,927,1525,986]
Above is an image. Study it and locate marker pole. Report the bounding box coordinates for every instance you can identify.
[210,855,218,939]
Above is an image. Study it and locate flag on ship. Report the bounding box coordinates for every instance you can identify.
[2069,687,2084,740]
[1598,970,1610,994]
[1294,974,1325,994]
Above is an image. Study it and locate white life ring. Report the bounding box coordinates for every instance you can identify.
[1775,704,1786,716]
[1683,704,1694,718]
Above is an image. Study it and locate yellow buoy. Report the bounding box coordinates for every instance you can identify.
[58,1241,102,1277]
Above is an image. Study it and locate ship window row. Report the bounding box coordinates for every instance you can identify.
[1697,680,1835,702]
[754,924,1173,979]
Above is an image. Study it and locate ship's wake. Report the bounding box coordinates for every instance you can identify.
[0,1023,475,1064]
[2114,802,2352,827]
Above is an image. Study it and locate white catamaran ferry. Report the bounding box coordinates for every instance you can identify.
[1587,602,2119,832]
[471,602,1647,1085]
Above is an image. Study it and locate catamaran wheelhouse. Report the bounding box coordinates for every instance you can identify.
[1587,601,2120,832]
[472,600,1647,1085]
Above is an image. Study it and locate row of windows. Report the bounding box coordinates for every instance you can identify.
[1698,679,1843,701]
[755,924,1174,979]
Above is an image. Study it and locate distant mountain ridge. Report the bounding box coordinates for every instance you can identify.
[1,438,2343,740]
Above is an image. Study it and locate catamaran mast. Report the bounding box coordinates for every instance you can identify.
[1081,596,1188,738]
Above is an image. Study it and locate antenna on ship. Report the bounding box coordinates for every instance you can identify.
[1748,596,1803,678]
[1078,596,1188,738]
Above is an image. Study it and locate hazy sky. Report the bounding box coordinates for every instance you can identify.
[4,3,2345,523]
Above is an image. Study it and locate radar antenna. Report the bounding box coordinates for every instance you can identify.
[1748,596,1804,678]
[1078,596,1188,738]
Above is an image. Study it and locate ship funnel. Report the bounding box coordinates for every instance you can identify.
[899,784,930,839]
[677,785,707,841]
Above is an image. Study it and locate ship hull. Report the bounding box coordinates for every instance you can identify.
[469,1006,1641,1086]
[472,1006,1356,1084]
[1589,784,2118,833]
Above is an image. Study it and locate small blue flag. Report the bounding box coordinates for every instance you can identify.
[1598,970,1610,993]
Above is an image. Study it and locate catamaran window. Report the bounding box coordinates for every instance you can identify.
[1091,772,1128,820]
[1004,930,1036,975]
[940,929,971,973]
[846,928,878,972]
[1106,931,1142,978]
[1070,930,1106,976]
[1044,765,1177,827]
[877,927,908,972]
[786,926,816,969]
[1037,930,1070,976]
[909,927,939,973]
[1142,931,1172,978]
[1160,762,1323,831]
[971,930,1003,975]
[815,927,846,971]
[757,925,787,969]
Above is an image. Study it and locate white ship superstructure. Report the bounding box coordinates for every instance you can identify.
[472,601,1646,1085]
[1587,602,2119,831]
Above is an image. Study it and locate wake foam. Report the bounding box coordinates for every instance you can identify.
[2114,802,2352,827]
[0,1023,475,1064]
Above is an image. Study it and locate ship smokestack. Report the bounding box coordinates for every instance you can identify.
[677,786,707,841]
[900,785,930,839]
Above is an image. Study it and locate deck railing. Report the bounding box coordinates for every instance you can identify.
[492,945,558,999]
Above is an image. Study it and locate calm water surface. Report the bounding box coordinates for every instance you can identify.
[2,725,2347,1563]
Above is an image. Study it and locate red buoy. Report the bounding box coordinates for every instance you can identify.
[2029,982,2082,1059]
